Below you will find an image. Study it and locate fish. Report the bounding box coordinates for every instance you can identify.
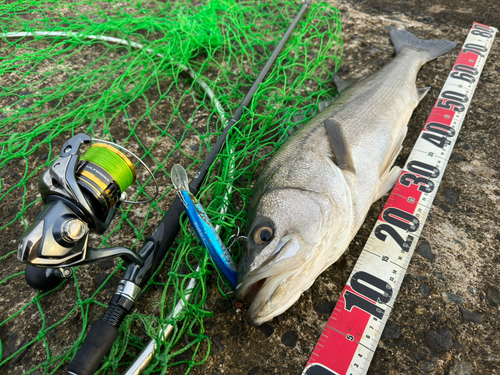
[235,30,457,326]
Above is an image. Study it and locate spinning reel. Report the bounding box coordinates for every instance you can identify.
[17,134,158,290]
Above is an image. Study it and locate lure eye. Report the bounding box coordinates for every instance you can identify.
[254,226,274,244]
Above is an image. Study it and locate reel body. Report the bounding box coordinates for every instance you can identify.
[17,134,147,289]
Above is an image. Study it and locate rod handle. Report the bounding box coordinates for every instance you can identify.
[67,320,119,375]
[68,295,132,374]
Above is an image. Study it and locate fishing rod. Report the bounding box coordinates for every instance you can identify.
[63,2,311,374]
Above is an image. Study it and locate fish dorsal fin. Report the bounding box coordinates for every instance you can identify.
[287,97,338,137]
[318,99,334,113]
[418,86,431,102]
[324,118,356,174]
[333,73,357,93]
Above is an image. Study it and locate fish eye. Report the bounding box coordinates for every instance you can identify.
[254,226,274,244]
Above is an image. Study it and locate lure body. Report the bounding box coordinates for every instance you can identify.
[172,165,237,288]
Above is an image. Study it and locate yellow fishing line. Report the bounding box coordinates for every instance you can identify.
[80,144,136,192]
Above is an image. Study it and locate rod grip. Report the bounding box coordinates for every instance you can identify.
[67,320,119,375]
[68,295,132,374]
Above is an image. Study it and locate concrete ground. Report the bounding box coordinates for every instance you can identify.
[1,0,499,374]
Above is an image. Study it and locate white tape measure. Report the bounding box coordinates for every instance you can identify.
[303,22,497,375]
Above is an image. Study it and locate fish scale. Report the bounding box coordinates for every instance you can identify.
[302,22,497,375]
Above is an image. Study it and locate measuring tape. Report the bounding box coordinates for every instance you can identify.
[302,22,497,375]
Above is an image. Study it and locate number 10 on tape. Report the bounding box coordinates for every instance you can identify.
[303,22,497,375]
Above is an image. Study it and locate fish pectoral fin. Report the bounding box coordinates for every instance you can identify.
[324,118,356,174]
[333,73,357,93]
[418,86,432,102]
[380,126,407,178]
[374,166,402,202]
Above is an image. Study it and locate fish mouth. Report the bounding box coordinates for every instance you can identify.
[236,235,293,302]
[236,236,304,325]
[237,272,293,326]
[242,277,267,303]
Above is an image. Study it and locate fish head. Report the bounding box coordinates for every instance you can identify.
[236,170,353,326]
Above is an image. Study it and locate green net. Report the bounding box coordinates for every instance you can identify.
[0,0,343,373]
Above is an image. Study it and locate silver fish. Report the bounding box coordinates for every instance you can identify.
[236,30,456,325]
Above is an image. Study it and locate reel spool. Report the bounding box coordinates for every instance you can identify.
[77,143,136,221]
[17,134,157,290]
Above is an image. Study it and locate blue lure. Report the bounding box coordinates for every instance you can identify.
[171,164,237,289]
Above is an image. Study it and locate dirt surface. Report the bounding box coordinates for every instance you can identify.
[1,0,500,375]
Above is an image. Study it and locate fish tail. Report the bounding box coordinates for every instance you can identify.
[389,30,457,62]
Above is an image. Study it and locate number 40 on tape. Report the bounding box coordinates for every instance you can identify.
[303,22,497,375]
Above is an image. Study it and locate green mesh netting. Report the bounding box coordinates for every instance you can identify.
[0,0,342,373]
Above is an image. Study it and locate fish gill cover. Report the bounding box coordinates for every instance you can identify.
[0,0,342,373]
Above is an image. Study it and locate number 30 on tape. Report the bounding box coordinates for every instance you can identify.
[303,22,497,375]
